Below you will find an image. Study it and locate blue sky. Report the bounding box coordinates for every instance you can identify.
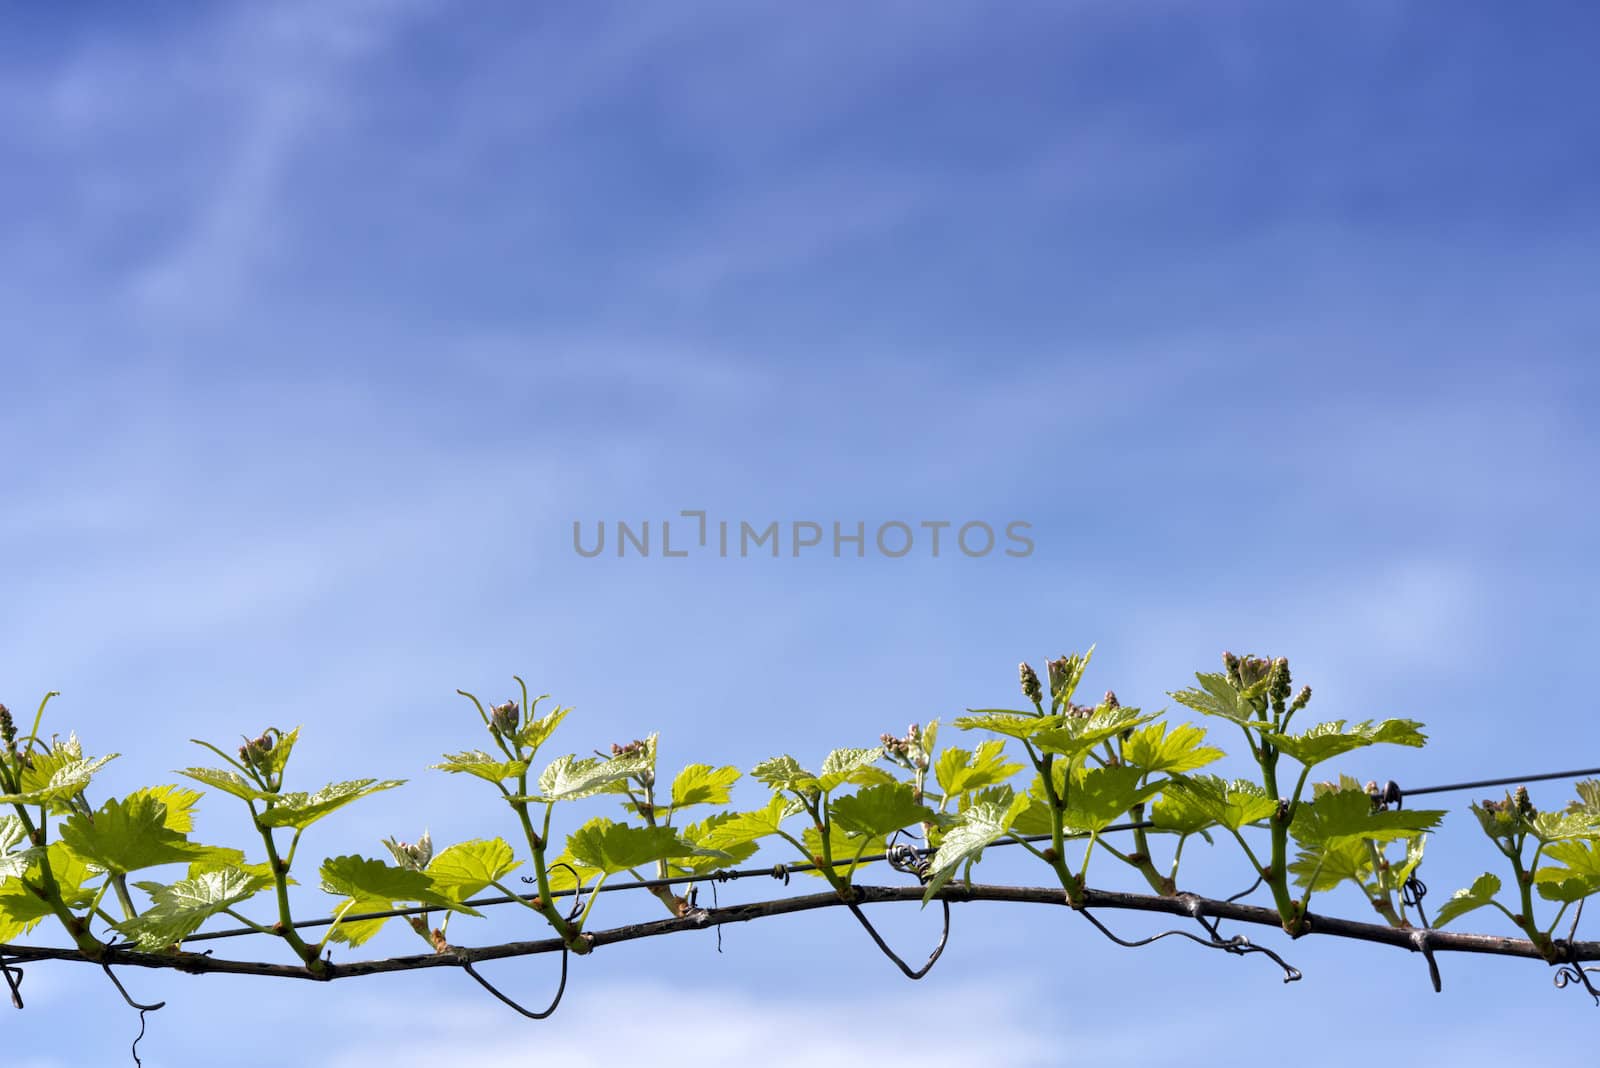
[4,1,1600,1064]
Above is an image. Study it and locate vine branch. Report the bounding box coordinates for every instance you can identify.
[4,882,1596,985]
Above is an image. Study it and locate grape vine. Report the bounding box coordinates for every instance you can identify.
[4,648,1600,1065]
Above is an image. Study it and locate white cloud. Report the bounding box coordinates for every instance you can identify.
[322,980,1054,1068]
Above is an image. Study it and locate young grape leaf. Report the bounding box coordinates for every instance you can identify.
[1289,787,1444,848]
[123,868,274,950]
[0,816,39,881]
[668,813,760,875]
[521,752,651,803]
[1160,776,1276,831]
[0,881,54,941]
[1046,648,1094,709]
[1121,722,1224,775]
[514,704,571,755]
[1536,840,1600,902]
[59,793,212,875]
[0,754,118,805]
[127,785,205,833]
[670,764,742,810]
[828,783,933,839]
[1260,719,1426,768]
[431,750,530,784]
[177,766,275,803]
[935,741,1024,798]
[324,896,392,947]
[257,779,406,831]
[698,796,801,852]
[1170,673,1255,727]
[1150,786,1220,837]
[923,791,1032,902]
[1061,766,1165,833]
[253,726,300,780]
[1290,837,1371,893]
[1531,809,1600,843]
[1433,872,1502,928]
[953,712,1070,741]
[565,818,715,875]
[320,855,469,913]
[816,747,885,792]
[751,755,818,793]
[1032,707,1158,760]
[426,838,521,902]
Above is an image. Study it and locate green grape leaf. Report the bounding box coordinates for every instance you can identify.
[1046,648,1094,709]
[954,712,1070,741]
[696,797,799,852]
[668,813,760,875]
[751,755,817,793]
[426,838,521,902]
[320,854,469,913]
[128,785,205,833]
[565,818,715,876]
[0,816,39,881]
[1261,719,1427,768]
[1003,785,1055,836]
[1531,809,1600,843]
[1289,787,1445,848]
[1149,785,1219,837]
[1568,779,1600,819]
[592,735,658,798]
[923,791,1032,902]
[1122,722,1224,775]
[257,779,406,831]
[514,704,571,755]
[521,753,651,803]
[935,741,1024,798]
[59,793,210,875]
[25,842,95,909]
[817,748,885,792]
[1290,837,1371,893]
[1061,766,1165,833]
[1161,776,1276,831]
[829,783,932,839]
[1170,673,1256,727]
[0,880,54,941]
[1391,835,1427,890]
[1033,707,1158,759]
[0,754,118,805]
[1433,872,1502,928]
[122,868,274,950]
[1536,840,1600,902]
[670,764,742,810]
[177,766,275,803]
[325,896,392,947]
[254,726,300,780]
[431,750,530,784]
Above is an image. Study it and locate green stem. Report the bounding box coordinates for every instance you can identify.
[6,801,102,956]
[251,803,321,971]
[1258,744,1303,933]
